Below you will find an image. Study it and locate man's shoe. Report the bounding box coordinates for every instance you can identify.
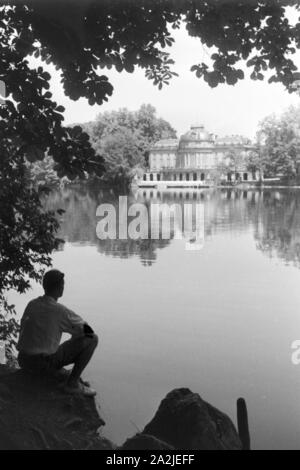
[62,383,97,397]
[79,377,90,387]
[55,369,90,387]
[80,384,97,397]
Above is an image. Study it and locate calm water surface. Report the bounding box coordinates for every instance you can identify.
[9,186,300,449]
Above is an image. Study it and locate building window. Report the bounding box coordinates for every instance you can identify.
[186,173,190,181]
[150,173,153,181]
[193,173,197,181]
[243,173,248,181]
[157,174,161,181]
[227,173,232,182]
[143,174,146,181]
[174,174,176,181]
[179,173,183,181]
[201,173,205,181]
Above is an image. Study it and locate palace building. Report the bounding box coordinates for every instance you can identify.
[141,125,258,186]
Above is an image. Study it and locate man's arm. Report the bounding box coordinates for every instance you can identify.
[60,305,95,338]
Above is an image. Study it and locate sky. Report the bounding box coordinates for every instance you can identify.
[42,10,300,142]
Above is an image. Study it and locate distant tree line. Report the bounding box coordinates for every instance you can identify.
[28,103,300,188]
[82,104,176,189]
[28,104,177,190]
[247,105,300,182]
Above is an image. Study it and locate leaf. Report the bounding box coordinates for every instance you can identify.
[124,63,134,73]
[56,105,65,113]
[25,145,45,163]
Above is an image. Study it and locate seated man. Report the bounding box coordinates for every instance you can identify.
[17,269,98,397]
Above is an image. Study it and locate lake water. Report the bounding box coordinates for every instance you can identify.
[9,185,300,449]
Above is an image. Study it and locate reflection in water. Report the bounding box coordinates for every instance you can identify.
[44,186,300,269]
[253,191,300,268]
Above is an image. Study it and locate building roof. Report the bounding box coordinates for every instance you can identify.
[215,135,252,146]
[180,125,214,143]
[149,127,253,153]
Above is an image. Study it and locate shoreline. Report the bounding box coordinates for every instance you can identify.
[134,182,300,191]
[0,364,246,450]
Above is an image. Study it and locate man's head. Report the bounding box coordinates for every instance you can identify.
[42,269,65,299]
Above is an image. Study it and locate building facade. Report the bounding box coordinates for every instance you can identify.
[142,125,258,185]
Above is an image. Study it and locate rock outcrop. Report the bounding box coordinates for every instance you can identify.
[0,365,113,450]
[0,366,245,450]
[121,388,242,450]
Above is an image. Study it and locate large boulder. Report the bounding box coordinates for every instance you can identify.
[142,388,242,450]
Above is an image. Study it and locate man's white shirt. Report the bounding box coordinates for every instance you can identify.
[17,295,85,355]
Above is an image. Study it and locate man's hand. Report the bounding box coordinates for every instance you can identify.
[83,322,95,337]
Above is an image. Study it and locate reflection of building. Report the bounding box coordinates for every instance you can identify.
[140,124,258,187]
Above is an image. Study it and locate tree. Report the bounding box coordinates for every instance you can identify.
[135,104,177,164]
[26,155,61,187]
[99,128,146,190]
[83,104,176,188]
[5,1,300,94]
[0,149,63,350]
[250,106,300,179]
[1,0,300,344]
